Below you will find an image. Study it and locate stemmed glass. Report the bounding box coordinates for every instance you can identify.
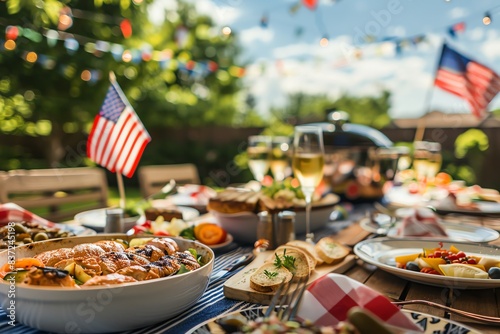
[247,135,272,183]
[270,136,291,182]
[292,126,325,244]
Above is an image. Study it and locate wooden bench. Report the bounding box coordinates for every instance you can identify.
[0,167,109,222]
[138,164,200,198]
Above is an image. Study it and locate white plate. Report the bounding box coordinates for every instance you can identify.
[187,306,480,334]
[354,238,500,289]
[57,223,97,236]
[359,217,500,243]
[74,208,146,232]
[208,233,234,250]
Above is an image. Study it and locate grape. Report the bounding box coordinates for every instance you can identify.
[488,267,500,279]
[406,261,420,272]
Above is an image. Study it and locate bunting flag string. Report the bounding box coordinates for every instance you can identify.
[0,23,245,82]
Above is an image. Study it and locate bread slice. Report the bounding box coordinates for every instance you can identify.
[314,237,350,264]
[275,245,316,272]
[249,263,293,292]
[286,240,324,266]
[268,247,312,281]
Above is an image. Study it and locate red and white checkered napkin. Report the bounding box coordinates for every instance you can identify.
[296,273,423,332]
[0,203,54,227]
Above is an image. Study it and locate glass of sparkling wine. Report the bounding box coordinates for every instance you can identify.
[247,135,272,182]
[270,136,291,182]
[292,126,324,244]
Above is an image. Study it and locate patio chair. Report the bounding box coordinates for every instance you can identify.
[138,163,200,198]
[0,167,109,222]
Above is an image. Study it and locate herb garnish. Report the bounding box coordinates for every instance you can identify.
[263,270,278,279]
[273,249,296,271]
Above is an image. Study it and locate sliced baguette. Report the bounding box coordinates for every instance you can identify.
[314,237,350,264]
[249,263,293,292]
[286,240,324,266]
[268,247,313,281]
[275,245,316,272]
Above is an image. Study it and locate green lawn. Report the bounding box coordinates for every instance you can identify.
[107,187,143,207]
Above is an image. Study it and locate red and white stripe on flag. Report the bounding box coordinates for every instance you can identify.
[87,81,151,178]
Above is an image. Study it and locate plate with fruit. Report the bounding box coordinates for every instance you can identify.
[354,238,500,289]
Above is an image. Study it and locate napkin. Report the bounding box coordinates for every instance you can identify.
[296,273,423,332]
[0,202,54,227]
[395,207,447,237]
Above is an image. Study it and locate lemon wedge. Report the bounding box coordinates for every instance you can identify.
[439,264,489,279]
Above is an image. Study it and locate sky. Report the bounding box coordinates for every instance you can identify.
[150,0,500,120]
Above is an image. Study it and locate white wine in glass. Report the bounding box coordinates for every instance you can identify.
[247,135,272,182]
[292,126,324,244]
[270,136,291,182]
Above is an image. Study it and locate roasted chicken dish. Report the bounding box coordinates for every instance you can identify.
[1,237,203,288]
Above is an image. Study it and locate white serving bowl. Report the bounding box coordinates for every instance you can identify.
[211,198,338,245]
[0,234,214,333]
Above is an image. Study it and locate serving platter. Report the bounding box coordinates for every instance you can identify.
[186,306,481,334]
[359,217,500,242]
[354,238,500,289]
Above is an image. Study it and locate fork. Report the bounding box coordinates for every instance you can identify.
[265,275,309,321]
[392,299,500,325]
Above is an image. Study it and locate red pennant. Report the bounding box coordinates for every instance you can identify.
[302,0,318,10]
[120,19,132,38]
[6,26,19,40]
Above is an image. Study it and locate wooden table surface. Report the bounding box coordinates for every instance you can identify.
[335,219,500,334]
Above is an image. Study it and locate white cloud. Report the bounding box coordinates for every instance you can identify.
[448,7,468,19]
[468,27,485,41]
[480,31,500,61]
[148,0,241,26]
[240,27,275,44]
[385,25,406,37]
[194,1,242,26]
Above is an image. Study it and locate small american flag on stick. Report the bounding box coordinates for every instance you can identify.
[87,73,151,178]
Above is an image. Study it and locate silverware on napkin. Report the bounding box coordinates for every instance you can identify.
[210,253,255,283]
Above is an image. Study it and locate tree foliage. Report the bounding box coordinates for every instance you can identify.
[0,0,243,166]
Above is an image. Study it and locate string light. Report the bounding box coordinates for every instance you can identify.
[222,26,232,36]
[81,70,91,81]
[4,39,16,50]
[483,12,492,25]
[319,36,329,47]
[25,51,37,63]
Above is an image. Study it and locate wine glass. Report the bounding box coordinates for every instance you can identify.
[292,126,325,244]
[247,135,272,183]
[270,136,291,182]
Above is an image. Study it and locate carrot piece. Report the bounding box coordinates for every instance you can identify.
[0,257,44,279]
[194,223,227,245]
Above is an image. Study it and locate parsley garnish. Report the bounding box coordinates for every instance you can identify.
[263,270,278,279]
[273,249,296,272]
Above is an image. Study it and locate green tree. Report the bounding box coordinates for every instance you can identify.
[0,0,243,167]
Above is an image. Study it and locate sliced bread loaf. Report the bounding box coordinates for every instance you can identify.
[249,262,293,292]
[285,240,324,266]
[314,236,350,264]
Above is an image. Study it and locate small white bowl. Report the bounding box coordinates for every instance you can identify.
[0,234,214,333]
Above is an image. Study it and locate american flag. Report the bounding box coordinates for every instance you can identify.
[87,78,151,178]
[434,43,500,118]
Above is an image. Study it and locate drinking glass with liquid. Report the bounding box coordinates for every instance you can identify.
[270,136,291,182]
[247,135,272,182]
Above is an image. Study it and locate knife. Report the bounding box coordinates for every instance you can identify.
[209,253,255,284]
